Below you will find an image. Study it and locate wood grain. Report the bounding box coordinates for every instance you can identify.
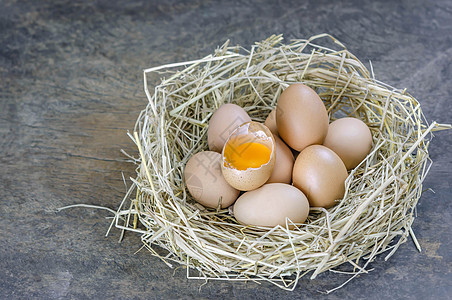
[1,0,451,299]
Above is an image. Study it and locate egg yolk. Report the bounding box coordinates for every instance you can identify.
[224,138,272,171]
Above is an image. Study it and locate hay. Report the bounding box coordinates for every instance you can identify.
[114,34,451,291]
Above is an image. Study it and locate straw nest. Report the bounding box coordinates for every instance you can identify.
[115,34,450,291]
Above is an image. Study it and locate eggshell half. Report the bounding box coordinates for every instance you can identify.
[221,122,275,191]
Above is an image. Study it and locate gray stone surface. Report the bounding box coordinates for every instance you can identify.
[1,0,451,299]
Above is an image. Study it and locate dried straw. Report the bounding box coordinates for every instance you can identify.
[115,34,451,291]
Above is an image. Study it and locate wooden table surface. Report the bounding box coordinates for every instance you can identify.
[1,0,451,299]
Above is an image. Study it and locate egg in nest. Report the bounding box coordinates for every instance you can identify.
[221,121,276,191]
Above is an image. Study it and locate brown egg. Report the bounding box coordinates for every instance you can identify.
[323,117,373,170]
[233,183,310,228]
[221,122,275,191]
[266,135,294,184]
[292,145,348,208]
[207,103,251,153]
[276,83,329,151]
[184,151,240,209]
[264,109,279,136]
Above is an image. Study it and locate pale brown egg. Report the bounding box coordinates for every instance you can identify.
[266,135,294,184]
[292,145,348,208]
[276,83,329,151]
[221,122,275,191]
[207,103,251,153]
[323,117,373,170]
[233,183,310,228]
[184,151,240,209]
[264,109,279,136]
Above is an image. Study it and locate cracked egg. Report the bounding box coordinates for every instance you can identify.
[221,121,276,191]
